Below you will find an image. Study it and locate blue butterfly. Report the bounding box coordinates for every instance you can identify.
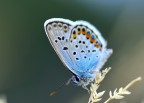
[44,18,112,91]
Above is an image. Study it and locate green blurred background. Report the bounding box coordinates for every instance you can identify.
[0,0,144,103]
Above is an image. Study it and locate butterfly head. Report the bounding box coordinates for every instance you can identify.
[71,75,80,85]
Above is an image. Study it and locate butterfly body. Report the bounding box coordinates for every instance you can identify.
[44,18,112,91]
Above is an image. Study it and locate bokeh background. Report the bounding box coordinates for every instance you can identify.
[0,0,144,103]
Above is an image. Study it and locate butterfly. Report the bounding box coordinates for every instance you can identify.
[44,18,112,91]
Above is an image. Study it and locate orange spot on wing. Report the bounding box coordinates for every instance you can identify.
[95,42,99,48]
[86,33,91,39]
[73,34,77,39]
[78,30,81,35]
[90,38,96,43]
[95,42,102,50]
[82,31,86,35]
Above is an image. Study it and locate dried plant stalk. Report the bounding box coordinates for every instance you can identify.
[88,67,142,103]
[88,67,111,103]
[104,77,142,103]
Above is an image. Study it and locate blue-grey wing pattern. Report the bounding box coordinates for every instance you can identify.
[44,18,78,75]
[44,18,112,80]
[68,20,112,78]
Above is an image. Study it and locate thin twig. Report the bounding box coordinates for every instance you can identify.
[88,67,111,103]
[104,77,142,103]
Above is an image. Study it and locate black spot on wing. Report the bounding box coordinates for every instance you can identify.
[66,39,68,42]
[73,52,76,55]
[76,58,79,60]
[82,28,85,32]
[53,23,57,27]
[63,47,68,50]
[73,31,76,34]
[81,50,85,53]
[78,28,80,31]
[92,50,96,52]
[79,41,81,43]
[64,25,67,29]
[55,40,58,43]
[62,36,65,40]
[58,37,61,40]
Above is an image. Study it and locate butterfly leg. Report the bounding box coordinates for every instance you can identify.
[65,78,72,86]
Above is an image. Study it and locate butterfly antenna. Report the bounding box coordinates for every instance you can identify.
[49,78,71,96]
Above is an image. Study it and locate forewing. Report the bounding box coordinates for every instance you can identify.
[44,18,77,74]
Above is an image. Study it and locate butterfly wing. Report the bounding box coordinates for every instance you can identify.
[44,18,79,75]
[44,18,112,80]
[68,20,112,78]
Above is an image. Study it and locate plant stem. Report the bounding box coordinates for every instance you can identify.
[124,77,142,90]
[104,77,142,103]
